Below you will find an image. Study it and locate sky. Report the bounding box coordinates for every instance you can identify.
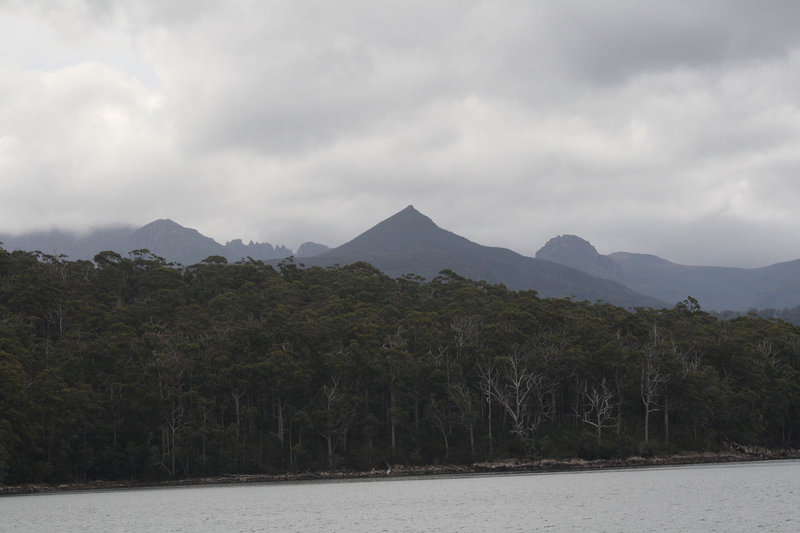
[2,0,800,267]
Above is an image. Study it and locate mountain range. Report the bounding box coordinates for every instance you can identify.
[536,234,800,312]
[299,206,663,308]
[3,206,800,311]
[0,219,329,266]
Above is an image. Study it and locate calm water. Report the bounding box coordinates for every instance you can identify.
[2,460,798,532]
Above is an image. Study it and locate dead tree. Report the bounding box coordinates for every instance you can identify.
[492,350,553,438]
[580,378,617,443]
[476,358,498,455]
[641,344,667,443]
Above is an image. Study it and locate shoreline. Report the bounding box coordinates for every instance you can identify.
[3,445,798,496]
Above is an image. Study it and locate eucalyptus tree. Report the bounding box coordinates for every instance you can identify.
[580,378,617,443]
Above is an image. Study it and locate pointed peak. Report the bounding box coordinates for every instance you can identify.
[391,205,422,216]
[387,204,433,221]
[328,205,461,256]
[378,205,438,230]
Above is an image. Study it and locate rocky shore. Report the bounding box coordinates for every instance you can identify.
[3,444,798,496]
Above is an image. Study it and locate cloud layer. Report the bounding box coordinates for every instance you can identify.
[2,0,800,266]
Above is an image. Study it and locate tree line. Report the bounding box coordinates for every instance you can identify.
[0,245,798,484]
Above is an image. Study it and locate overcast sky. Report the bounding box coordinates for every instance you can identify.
[2,1,800,267]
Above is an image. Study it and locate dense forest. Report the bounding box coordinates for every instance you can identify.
[1,245,798,485]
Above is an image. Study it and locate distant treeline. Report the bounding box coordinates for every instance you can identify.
[713,307,800,326]
[0,246,798,485]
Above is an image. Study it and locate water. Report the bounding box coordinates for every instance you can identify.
[2,460,798,532]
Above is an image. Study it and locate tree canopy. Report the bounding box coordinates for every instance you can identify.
[0,245,798,484]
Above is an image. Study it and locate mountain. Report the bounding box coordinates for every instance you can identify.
[301,206,665,308]
[296,242,331,258]
[0,219,297,265]
[535,234,622,279]
[536,234,800,311]
[15,208,795,311]
[129,219,294,265]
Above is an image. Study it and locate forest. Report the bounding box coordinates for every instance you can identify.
[0,245,798,485]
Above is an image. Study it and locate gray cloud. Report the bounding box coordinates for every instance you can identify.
[2,0,800,267]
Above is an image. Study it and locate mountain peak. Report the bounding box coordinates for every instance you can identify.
[296,241,330,258]
[142,218,181,229]
[536,234,600,264]
[319,206,469,260]
[135,218,198,237]
[366,205,436,237]
[386,205,433,225]
[535,234,624,282]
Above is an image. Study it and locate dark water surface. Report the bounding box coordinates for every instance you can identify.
[3,459,798,532]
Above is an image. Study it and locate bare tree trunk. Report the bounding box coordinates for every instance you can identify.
[641,342,666,444]
[276,395,284,445]
[428,396,450,460]
[488,402,493,455]
[233,390,241,441]
[383,327,406,457]
[288,416,293,467]
[477,361,496,456]
[469,424,475,458]
[390,386,396,453]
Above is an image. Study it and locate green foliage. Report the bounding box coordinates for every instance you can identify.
[1,243,799,485]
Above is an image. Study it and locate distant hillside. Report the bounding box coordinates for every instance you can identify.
[0,219,307,265]
[301,206,665,308]
[536,234,800,311]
